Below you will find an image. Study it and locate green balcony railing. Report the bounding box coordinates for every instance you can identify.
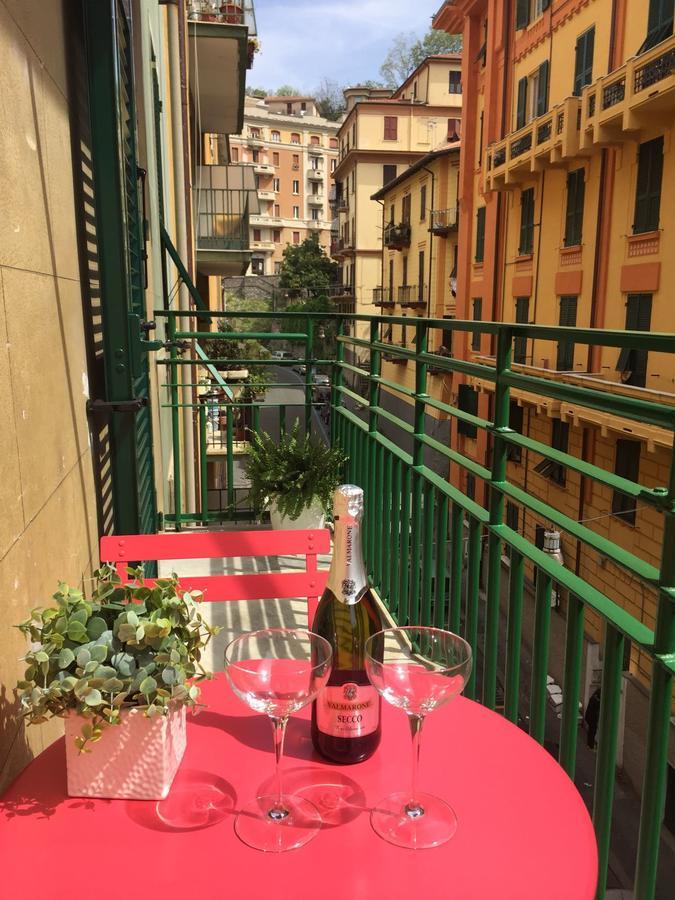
[154,308,675,900]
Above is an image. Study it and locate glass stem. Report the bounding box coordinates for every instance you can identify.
[407,714,425,816]
[270,715,289,816]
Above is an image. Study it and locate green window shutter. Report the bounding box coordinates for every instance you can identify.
[572,27,595,96]
[534,419,569,485]
[536,60,550,116]
[618,294,652,387]
[458,384,478,438]
[516,0,530,30]
[642,0,674,52]
[519,188,535,255]
[612,440,641,525]
[564,168,585,246]
[556,295,578,371]
[472,298,482,351]
[633,137,664,234]
[541,0,551,9]
[507,402,524,463]
[514,296,529,363]
[516,77,528,129]
[475,207,486,261]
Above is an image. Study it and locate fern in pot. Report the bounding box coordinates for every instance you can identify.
[246,423,347,529]
[16,565,218,800]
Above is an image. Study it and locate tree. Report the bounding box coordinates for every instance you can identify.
[275,85,301,96]
[379,30,463,88]
[314,78,346,121]
[246,86,268,98]
[279,236,338,298]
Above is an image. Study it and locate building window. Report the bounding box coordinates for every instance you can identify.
[274,261,282,274]
[420,184,427,221]
[506,501,520,534]
[557,296,578,371]
[271,130,280,142]
[311,156,321,170]
[475,207,486,262]
[384,116,398,140]
[633,137,664,234]
[449,70,462,93]
[292,154,300,169]
[253,228,261,242]
[519,188,535,256]
[534,419,569,486]
[389,203,395,225]
[311,135,320,145]
[573,28,595,96]
[231,146,239,162]
[413,81,418,99]
[612,439,641,526]
[418,250,425,294]
[516,60,549,128]
[330,159,337,173]
[272,151,280,166]
[402,255,408,286]
[401,194,412,225]
[564,169,585,247]
[311,208,320,220]
[252,149,260,163]
[273,177,280,192]
[293,206,299,218]
[251,258,264,275]
[478,111,484,166]
[466,474,476,501]
[330,137,338,149]
[442,315,454,352]
[507,402,523,462]
[301,102,307,111]
[292,231,300,244]
[292,180,299,194]
[457,384,478,438]
[383,164,397,186]
[514,296,529,363]
[291,133,300,144]
[447,118,461,141]
[273,229,281,242]
[515,0,550,30]
[640,0,674,53]
[274,203,280,217]
[471,298,482,351]
[616,294,652,387]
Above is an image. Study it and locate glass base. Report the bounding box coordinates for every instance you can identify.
[370,790,458,849]
[155,770,234,831]
[235,794,322,852]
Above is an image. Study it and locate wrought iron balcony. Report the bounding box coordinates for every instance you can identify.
[373,286,395,307]
[327,282,354,299]
[187,1,257,34]
[384,222,411,250]
[430,206,459,235]
[398,285,426,308]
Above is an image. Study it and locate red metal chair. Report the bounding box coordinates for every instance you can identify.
[100,529,330,624]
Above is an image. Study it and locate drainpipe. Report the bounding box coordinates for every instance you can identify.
[422,165,435,316]
[375,198,385,304]
[165,0,196,514]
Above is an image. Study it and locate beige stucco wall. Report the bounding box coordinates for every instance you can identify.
[0,0,100,792]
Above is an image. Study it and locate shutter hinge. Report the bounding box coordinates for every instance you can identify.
[86,398,148,416]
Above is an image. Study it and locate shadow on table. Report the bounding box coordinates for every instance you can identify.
[126,768,237,833]
[251,766,368,829]
[191,709,314,759]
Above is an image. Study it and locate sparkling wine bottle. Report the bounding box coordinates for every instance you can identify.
[311,485,383,763]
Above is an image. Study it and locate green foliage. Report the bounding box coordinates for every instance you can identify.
[201,319,271,371]
[279,236,338,298]
[246,86,268,98]
[275,85,301,96]
[379,30,463,88]
[16,567,219,752]
[246,423,347,521]
[314,78,346,121]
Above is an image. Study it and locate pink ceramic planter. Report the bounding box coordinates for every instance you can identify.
[65,706,187,800]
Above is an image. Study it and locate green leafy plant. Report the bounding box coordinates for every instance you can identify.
[16,566,219,752]
[246,423,347,521]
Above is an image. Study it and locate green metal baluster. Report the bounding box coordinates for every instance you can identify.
[449,503,464,634]
[421,483,435,627]
[465,516,481,700]
[389,457,402,619]
[529,569,553,744]
[409,320,428,629]
[382,450,393,602]
[398,465,411,625]
[367,320,381,577]
[304,317,313,436]
[559,594,585,777]
[373,443,385,589]
[410,473,423,627]
[331,317,344,450]
[434,493,449,629]
[504,549,525,724]
[168,316,182,531]
[279,403,286,439]
[252,403,261,439]
[226,404,235,517]
[199,403,208,525]
[484,328,512,710]
[593,623,625,900]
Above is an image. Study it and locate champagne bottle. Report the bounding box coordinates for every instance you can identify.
[311,485,383,763]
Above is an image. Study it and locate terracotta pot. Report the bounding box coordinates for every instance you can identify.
[268,497,326,530]
[221,3,243,23]
[65,705,186,800]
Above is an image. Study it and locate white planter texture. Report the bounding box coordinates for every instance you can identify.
[268,497,326,530]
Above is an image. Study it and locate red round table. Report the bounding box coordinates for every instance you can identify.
[0,677,596,900]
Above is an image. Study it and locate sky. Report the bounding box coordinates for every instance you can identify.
[248,0,445,93]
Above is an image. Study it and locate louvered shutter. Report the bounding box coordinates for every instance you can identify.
[516,77,528,129]
[516,0,530,30]
[537,60,550,116]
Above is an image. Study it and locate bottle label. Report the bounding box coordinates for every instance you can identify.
[316,682,379,738]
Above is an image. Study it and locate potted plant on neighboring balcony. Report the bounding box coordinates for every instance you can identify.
[16,567,219,800]
[246,423,346,529]
[221,2,243,24]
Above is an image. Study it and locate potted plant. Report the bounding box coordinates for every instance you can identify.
[221,2,243,24]
[16,566,219,800]
[246,423,346,529]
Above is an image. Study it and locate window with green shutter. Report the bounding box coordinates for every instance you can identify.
[506,501,520,533]
[612,439,641,526]
[564,168,585,247]
[616,294,652,387]
[516,77,528,129]
[466,473,476,500]
[573,28,595,96]
[472,298,482,351]
[557,296,578,371]
[475,207,486,262]
[516,0,530,30]
[507,402,524,462]
[536,60,549,116]
[640,0,674,53]
[420,184,427,221]
[534,419,569,486]
[519,188,535,255]
[514,296,529,363]
[458,384,478,438]
[633,137,664,234]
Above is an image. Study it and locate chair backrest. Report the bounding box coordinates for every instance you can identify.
[100,529,331,623]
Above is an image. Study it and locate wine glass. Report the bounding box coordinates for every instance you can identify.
[365,627,472,849]
[224,628,332,852]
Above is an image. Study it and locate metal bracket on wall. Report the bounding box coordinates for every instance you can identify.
[86,398,149,416]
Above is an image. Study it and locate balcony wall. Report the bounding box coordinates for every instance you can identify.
[194,164,259,276]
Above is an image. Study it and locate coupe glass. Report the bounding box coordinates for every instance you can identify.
[224,628,332,852]
[365,626,472,849]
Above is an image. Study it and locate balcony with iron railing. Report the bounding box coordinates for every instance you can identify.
[372,286,395,308]
[152,260,675,897]
[384,222,411,250]
[398,285,426,308]
[327,282,354,300]
[430,206,459,235]
[193,164,258,275]
[187,1,257,34]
